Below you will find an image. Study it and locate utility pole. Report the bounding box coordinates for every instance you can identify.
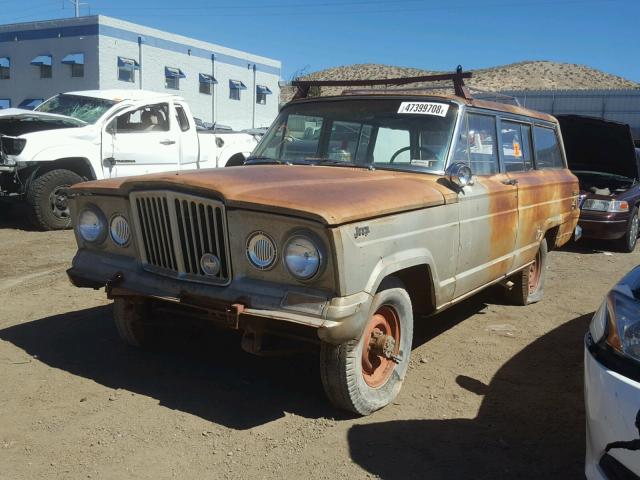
[67,0,88,17]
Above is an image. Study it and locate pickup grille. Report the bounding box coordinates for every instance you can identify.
[130,191,230,285]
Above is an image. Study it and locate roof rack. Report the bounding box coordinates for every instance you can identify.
[291,65,472,100]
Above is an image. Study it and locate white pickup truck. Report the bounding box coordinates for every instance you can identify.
[0,90,258,230]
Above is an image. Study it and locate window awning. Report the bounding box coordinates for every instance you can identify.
[0,57,10,68]
[0,99,10,109]
[229,80,247,90]
[256,85,272,95]
[18,98,43,110]
[165,67,186,79]
[61,53,84,65]
[199,73,217,84]
[30,55,52,66]
[117,57,139,68]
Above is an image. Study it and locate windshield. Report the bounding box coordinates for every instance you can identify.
[252,98,458,173]
[35,94,117,124]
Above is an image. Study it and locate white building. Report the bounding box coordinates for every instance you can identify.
[0,15,281,130]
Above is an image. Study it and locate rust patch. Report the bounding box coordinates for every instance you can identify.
[70,166,456,226]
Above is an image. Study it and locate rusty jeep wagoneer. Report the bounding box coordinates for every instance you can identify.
[67,71,580,415]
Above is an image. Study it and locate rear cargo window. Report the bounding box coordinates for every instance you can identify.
[501,121,533,172]
[534,126,564,169]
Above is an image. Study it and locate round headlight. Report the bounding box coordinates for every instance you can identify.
[109,214,130,247]
[246,232,277,270]
[284,234,322,280]
[78,207,106,243]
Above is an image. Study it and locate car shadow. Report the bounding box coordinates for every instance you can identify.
[0,203,36,231]
[0,304,341,430]
[347,313,592,480]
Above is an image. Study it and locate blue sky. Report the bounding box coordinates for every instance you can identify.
[1,0,638,82]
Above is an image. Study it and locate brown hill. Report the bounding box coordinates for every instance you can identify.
[281,61,639,101]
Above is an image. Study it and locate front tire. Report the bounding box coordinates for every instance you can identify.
[505,238,548,306]
[113,297,155,348]
[25,169,83,230]
[617,207,639,253]
[320,281,413,415]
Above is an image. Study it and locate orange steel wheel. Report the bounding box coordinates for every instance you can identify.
[361,305,401,388]
[528,249,542,294]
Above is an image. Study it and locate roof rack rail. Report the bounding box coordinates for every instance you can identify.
[291,65,472,100]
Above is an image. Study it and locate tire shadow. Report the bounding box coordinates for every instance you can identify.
[0,304,339,430]
[347,313,592,480]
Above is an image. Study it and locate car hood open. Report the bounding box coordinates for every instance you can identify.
[0,108,85,136]
[557,115,639,180]
[69,165,458,225]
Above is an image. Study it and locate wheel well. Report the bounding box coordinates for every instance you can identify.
[378,264,435,315]
[35,158,96,181]
[225,153,246,167]
[544,226,560,250]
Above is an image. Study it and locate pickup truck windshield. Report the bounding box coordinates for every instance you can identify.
[252,98,458,173]
[36,94,117,124]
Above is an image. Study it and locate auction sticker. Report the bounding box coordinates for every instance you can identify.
[397,102,449,117]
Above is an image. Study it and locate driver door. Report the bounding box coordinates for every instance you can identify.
[452,111,519,297]
[101,102,180,178]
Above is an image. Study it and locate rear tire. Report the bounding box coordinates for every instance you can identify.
[505,238,548,306]
[617,207,639,253]
[320,280,413,415]
[25,169,83,230]
[113,297,155,348]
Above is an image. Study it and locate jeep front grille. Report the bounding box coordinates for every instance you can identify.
[130,191,230,285]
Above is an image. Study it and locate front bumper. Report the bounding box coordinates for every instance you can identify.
[579,211,629,241]
[68,249,373,344]
[584,339,640,479]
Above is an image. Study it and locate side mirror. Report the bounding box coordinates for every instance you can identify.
[445,162,474,188]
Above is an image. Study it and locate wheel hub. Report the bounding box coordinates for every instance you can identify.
[49,186,70,219]
[361,305,401,388]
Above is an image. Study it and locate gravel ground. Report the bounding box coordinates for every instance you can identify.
[0,213,637,480]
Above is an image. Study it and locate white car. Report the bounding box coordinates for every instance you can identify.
[0,90,258,230]
[585,265,640,479]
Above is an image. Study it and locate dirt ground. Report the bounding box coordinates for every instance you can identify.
[0,213,637,480]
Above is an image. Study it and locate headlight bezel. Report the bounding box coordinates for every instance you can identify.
[283,231,325,281]
[77,205,107,244]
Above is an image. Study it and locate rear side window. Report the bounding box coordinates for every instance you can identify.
[534,126,564,169]
[452,113,499,175]
[501,121,533,172]
[175,105,190,132]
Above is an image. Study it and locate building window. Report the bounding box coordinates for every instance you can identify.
[199,73,217,95]
[117,57,139,83]
[62,53,84,78]
[256,85,272,105]
[31,54,52,79]
[229,80,247,101]
[0,99,10,109]
[165,67,185,90]
[0,57,10,80]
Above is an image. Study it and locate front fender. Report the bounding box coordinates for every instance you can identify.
[365,248,439,295]
[30,145,97,164]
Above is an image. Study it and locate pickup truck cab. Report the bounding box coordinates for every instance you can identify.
[0,90,257,230]
[66,72,580,415]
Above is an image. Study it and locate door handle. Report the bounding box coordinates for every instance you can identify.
[160,139,176,145]
[501,178,518,186]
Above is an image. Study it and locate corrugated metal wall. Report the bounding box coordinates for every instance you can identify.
[501,89,640,139]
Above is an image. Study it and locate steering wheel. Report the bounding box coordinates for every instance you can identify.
[389,146,437,164]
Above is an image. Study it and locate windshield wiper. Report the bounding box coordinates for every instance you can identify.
[314,159,375,171]
[244,156,287,165]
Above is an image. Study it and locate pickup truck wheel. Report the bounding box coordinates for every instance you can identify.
[113,298,154,348]
[319,282,413,415]
[617,207,639,253]
[26,169,83,230]
[505,238,547,306]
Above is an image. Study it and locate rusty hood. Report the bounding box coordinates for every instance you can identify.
[70,165,457,225]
